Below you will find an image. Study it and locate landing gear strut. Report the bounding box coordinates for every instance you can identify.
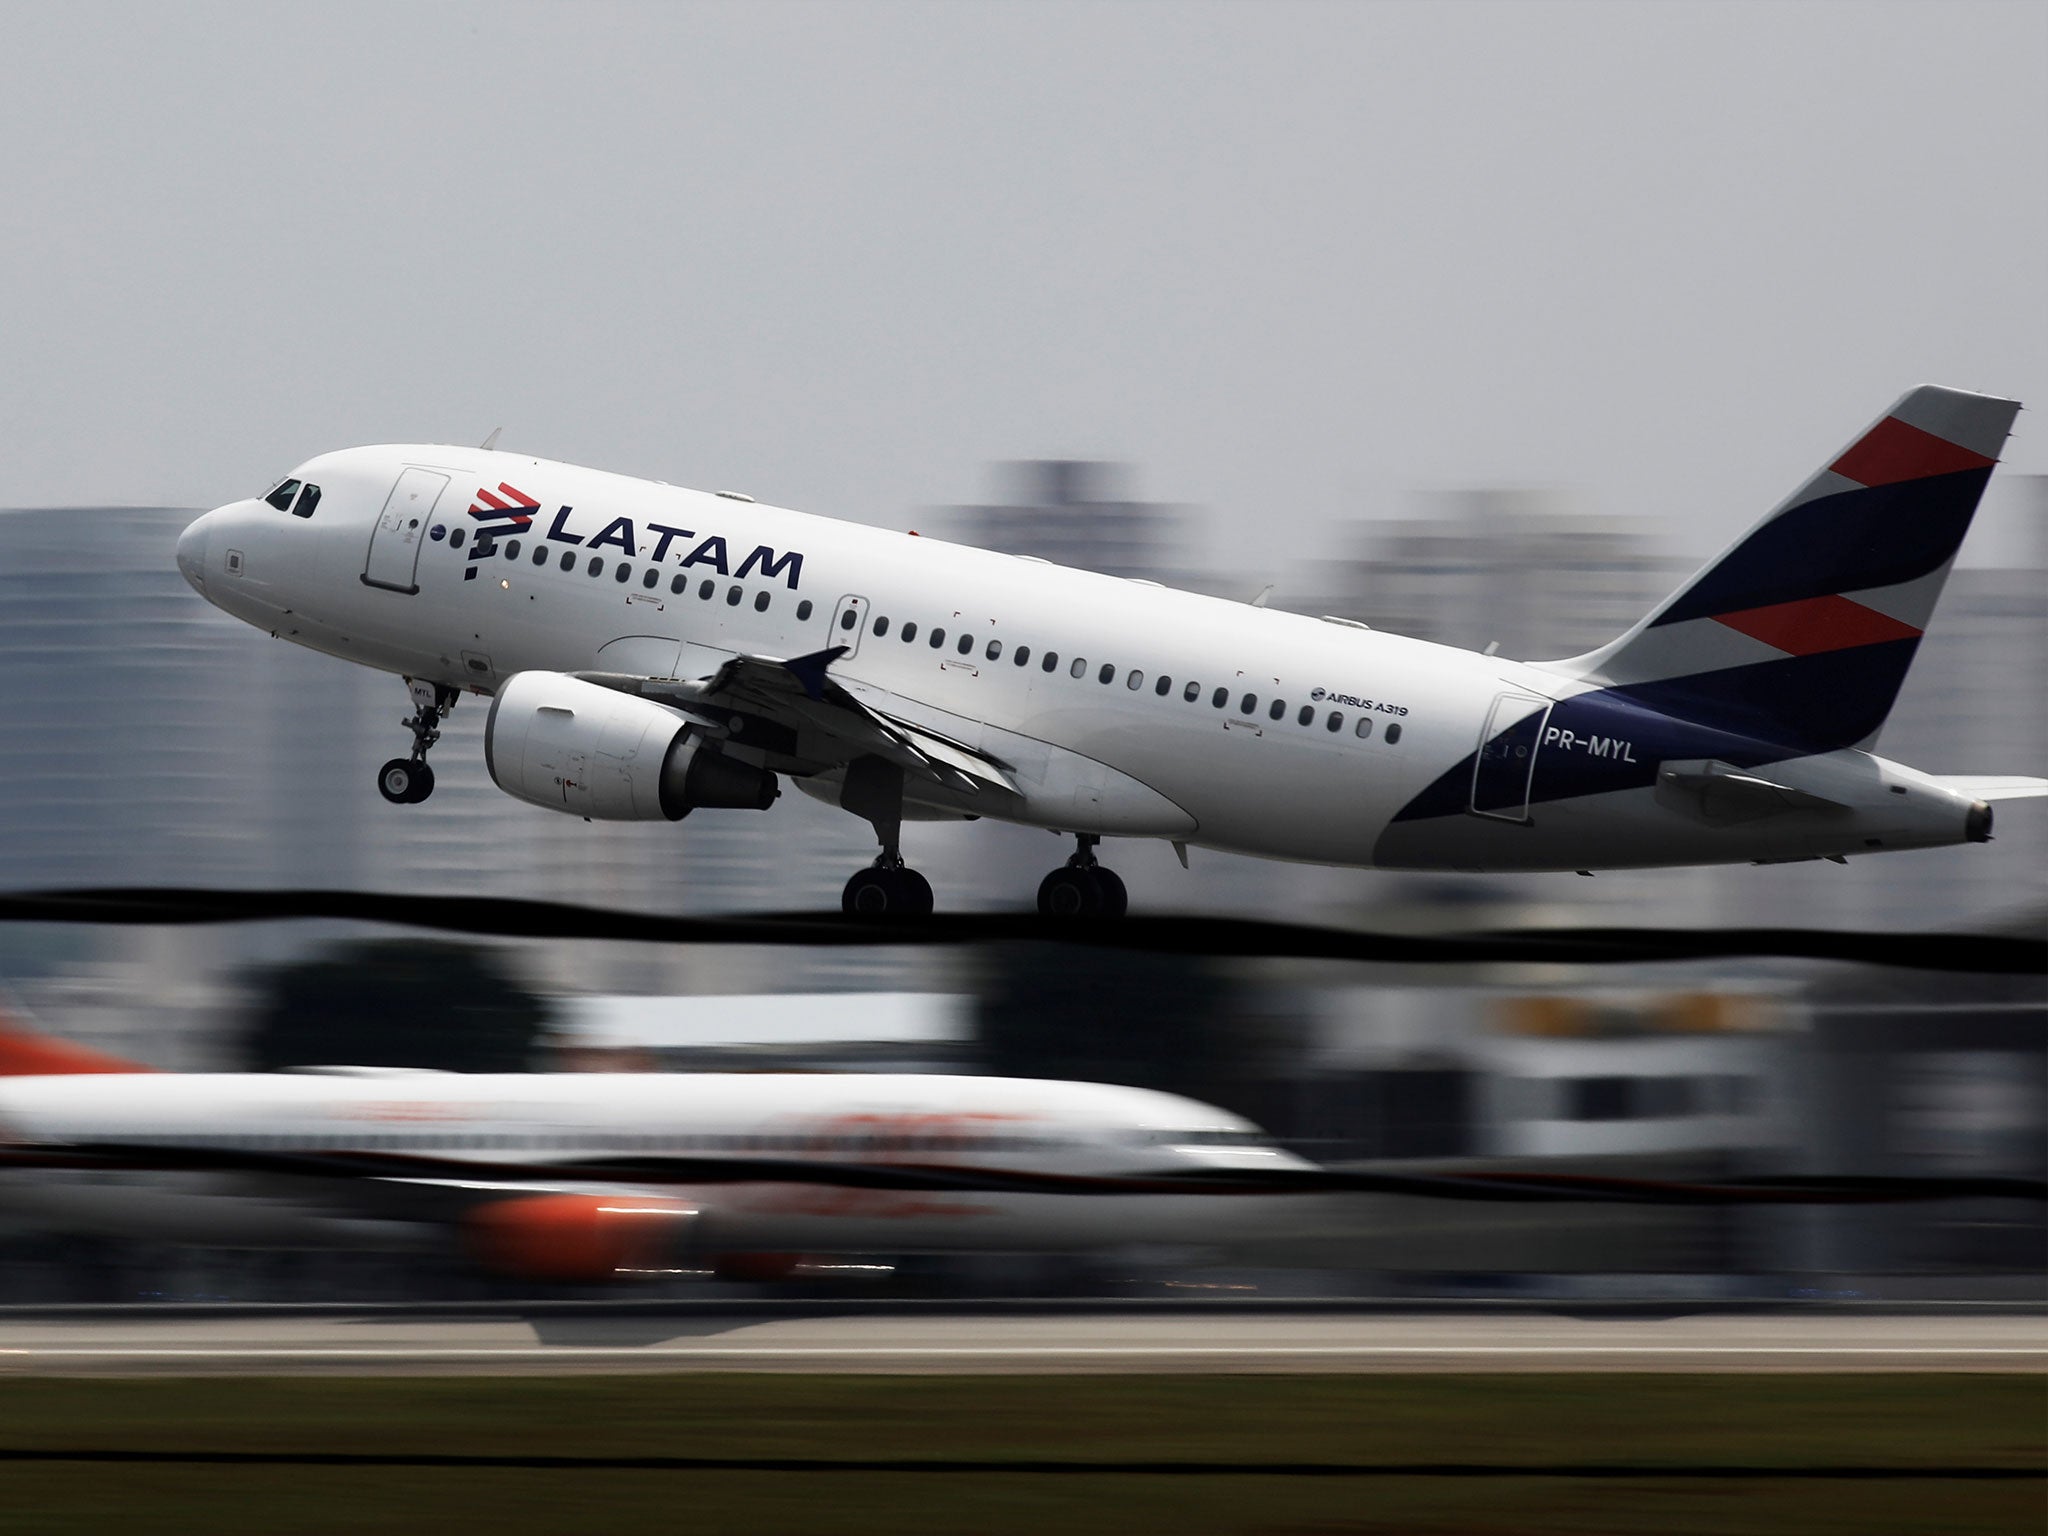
[1036,834,1128,919]
[377,679,457,806]
[839,756,935,917]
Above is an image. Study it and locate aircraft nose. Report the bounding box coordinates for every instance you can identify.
[176,514,212,595]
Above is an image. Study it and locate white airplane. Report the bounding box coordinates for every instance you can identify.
[175,385,2046,917]
[0,1021,1311,1283]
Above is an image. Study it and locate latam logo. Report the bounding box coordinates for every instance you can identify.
[470,482,539,529]
[462,489,804,590]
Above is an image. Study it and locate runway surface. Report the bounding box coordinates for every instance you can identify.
[0,1309,2041,1375]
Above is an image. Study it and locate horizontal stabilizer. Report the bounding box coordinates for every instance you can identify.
[1655,759,1845,824]
[1934,775,2048,802]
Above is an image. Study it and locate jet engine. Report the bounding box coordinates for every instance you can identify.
[463,1193,699,1283]
[485,670,778,820]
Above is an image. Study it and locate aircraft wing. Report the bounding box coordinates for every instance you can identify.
[574,648,1020,800]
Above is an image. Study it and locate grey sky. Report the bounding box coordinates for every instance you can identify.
[2,0,2041,572]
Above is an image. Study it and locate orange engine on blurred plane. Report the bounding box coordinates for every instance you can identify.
[463,1193,699,1283]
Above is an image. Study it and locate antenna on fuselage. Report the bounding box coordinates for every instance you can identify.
[479,427,503,452]
[1250,584,1273,608]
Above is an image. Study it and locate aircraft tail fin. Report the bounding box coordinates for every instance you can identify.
[0,1012,155,1076]
[1542,385,2020,753]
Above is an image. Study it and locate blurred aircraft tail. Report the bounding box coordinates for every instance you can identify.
[1542,385,2021,752]
[0,1012,155,1075]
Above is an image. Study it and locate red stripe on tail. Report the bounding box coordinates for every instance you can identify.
[1831,416,1996,487]
[1712,594,1922,657]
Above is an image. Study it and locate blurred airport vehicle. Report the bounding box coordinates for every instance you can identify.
[175,387,2043,917]
[0,1015,1312,1285]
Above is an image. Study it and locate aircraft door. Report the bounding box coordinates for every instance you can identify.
[830,594,870,656]
[363,468,450,593]
[1470,692,1551,822]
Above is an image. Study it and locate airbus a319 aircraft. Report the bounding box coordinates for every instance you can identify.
[176,386,2045,916]
[0,1021,1307,1283]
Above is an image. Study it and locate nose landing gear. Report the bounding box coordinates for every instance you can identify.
[377,679,457,805]
[1036,834,1128,919]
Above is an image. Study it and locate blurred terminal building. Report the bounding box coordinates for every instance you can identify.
[0,472,2039,1294]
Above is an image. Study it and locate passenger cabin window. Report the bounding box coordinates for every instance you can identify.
[726,585,742,605]
[1014,645,1030,666]
[642,568,660,589]
[615,563,633,584]
[1326,711,1343,732]
[957,633,973,656]
[797,599,813,621]
[902,621,918,642]
[1296,704,1312,726]
[1070,657,1087,679]
[263,479,301,511]
[872,616,890,637]
[534,547,549,567]
[1385,722,1403,744]
[754,590,770,612]
[292,484,321,518]
[1240,693,1257,714]
[670,573,686,592]
[930,628,946,648]
[1212,687,1228,708]
[1042,651,1058,672]
[587,556,603,576]
[560,551,576,571]
[699,579,715,599]
[1099,664,1116,685]
[1184,681,1200,702]
[986,639,1001,661]
[504,538,520,558]
[1269,699,1286,721]
[1155,676,1171,696]
[1355,717,1373,738]
[450,528,467,549]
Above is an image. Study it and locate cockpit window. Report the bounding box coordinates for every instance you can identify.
[263,479,302,512]
[292,484,321,519]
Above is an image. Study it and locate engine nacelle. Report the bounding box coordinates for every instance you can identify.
[463,1193,698,1283]
[485,670,778,821]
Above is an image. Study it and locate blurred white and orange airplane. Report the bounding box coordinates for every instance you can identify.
[0,1020,1312,1284]
[175,385,2046,916]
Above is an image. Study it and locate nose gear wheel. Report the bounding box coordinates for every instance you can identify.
[377,679,458,805]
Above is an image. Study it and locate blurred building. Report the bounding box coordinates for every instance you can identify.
[944,460,1183,581]
[1323,489,1687,662]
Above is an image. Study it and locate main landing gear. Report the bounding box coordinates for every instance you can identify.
[839,757,935,918]
[1036,834,1128,919]
[377,679,457,806]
